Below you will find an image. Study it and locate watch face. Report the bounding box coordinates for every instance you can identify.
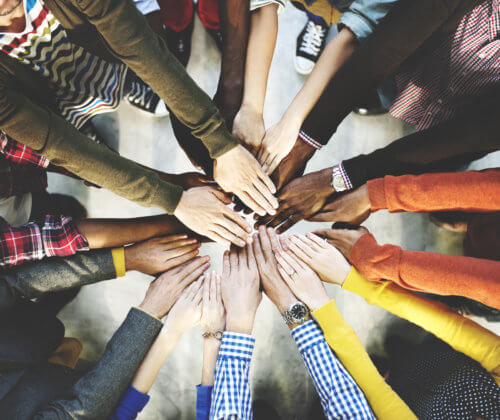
[290,303,308,322]
[333,175,346,191]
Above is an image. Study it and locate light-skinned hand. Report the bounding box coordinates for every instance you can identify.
[138,256,210,319]
[283,233,351,286]
[174,185,252,247]
[274,247,330,311]
[313,225,369,259]
[221,245,262,334]
[308,184,371,224]
[163,278,204,338]
[201,272,225,335]
[214,144,278,217]
[232,104,266,154]
[125,235,201,275]
[252,226,297,314]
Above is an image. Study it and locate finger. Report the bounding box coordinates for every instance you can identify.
[222,251,231,277]
[277,265,294,288]
[246,240,257,270]
[162,238,199,249]
[254,178,279,211]
[288,235,314,258]
[274,252,294,275]
[257,166,277,195]
[246,185,276,216]
[237,191,267,217]
[261,152,275,174]
[165,243,201,259]
[257,148,269,166]
[206,230,231,247]
[280,249,306,271]
[238,243,249,268]
[211,188,233,205]
[257,226,273,258]
[295,233,322,252]
[165,249,201,271]
[212,223,247,248]
[223,208,252,235]
[268,208,294,229]
[306,232,329,249]
[203,274,210,304]
[311,229,335,240]
[174,255,209,276]
[267,227,282,252]
[180,262,211,288]
[276,214,302,234]
[307,211,337,222]
[188,278,204,299]
[218,214,251,243]
[285,238,312,263]
[266,155,282,176]
[156,234,189,244]
[215,273,222,302]
[229,245,239,271]
[193,281,204,305]
[252,233,266,268]
[210,271,216,301]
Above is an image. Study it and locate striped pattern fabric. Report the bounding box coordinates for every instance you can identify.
[390,0,499,130]
[292,321,375,420]
[0,0,126,130]
[210,332,255,420]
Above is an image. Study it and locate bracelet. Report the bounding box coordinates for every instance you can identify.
[202,331,223,340]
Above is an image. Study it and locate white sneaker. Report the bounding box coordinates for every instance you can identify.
[295,19,328,75]
[125,72,169,117]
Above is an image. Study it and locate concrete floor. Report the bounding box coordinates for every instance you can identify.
[48,6,499,420]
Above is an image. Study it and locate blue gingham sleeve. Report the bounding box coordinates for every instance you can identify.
[209,332,255,420]
[291,320,375,420]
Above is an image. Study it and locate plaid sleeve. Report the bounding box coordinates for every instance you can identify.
[0,215,89,269]
[210,332,255,420]
[0,131,50,169]
[292,321,375,420]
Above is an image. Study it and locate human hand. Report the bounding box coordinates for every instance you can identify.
[282,233,351,286]
[125,235,201,275]
[213,145,278,216]
[274,248,330,311]
[252,226,297,314]
[308,185,371,224]
[258,168,335,233]
[232,104,266,154]
[163,278,204,338]
[270,139,316,190]
[313,225,369,259]
[257,118,301,175]
[138,256,210,319]
[221,245,262,334]
[174,186,252,247]
[201,272,225,335]
[165,171,215,190]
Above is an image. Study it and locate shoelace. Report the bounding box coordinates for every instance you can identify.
[128,80,154,109]
[299,21,326,56]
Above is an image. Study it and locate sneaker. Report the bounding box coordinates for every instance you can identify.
[295,19,328,75]
[80,120,108,145]
[125,71,169,117]
[162,19,194,67]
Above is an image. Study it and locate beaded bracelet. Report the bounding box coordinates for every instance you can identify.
[202,331,223,340]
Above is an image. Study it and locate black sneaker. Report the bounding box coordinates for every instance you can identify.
[124,71,168,117]
[206,27,223,52]
[163,18,194,67]
[295,19,328,75]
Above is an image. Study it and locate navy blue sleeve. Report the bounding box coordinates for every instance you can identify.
[111,386,150,420]
[196,385,213,420]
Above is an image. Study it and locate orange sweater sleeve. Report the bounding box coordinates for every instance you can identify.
[367,169,500,213]
[349,233,500,309]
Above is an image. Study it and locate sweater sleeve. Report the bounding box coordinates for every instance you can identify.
[311,300,416,420]
[368,169,500,213]
[75,0,239,158]
[111,386,150,420]
[349,233,500,309]
[342,267,500,386]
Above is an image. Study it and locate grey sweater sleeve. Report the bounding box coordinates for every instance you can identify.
[0,248,117,310]
[33,307,163,420]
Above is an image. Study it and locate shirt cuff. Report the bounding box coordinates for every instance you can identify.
[42,215,90,257]
[119,386,150,412]
[134,306,162,322]
[298,131,323,150]
[291,320,325,353]
[196,385,213,409]
[367,178,387,211]
[219,332,255,361]
[111,247,126,277]
[250,0,285,13]
[338,10,374,41]
[342,266,374,296]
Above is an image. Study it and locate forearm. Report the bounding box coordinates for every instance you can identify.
[201,338,221,386]
[283,27,358,126]
[215,0,249,124]
[241,5,279,114]
[76,215,186,248]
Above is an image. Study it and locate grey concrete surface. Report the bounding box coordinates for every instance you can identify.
[48,5,499,420]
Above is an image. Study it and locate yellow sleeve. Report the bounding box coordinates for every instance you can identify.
[312,301,416,419]
[343,267,500,386]
[111,247,126,278]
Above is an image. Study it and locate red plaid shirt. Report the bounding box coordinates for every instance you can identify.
[0,214,89,269]
[390,0,500,130]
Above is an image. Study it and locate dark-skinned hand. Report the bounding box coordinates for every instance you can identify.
[312,224,369,259]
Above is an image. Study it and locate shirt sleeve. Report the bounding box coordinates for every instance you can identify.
[348,233,500,309]
[210,332,255,420]
[196,385,213,420]
[367,169,500,213]
[311,300,416,420]
[0,131,50,169]
[249,0,285,13]
[338,0,399,41]
[111,386,150,420]
[291,320,375,420]
[0,215,89,269]
[342,267,500,386]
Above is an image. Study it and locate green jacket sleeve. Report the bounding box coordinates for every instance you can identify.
[74,0,239,158]
[0,85,183,213]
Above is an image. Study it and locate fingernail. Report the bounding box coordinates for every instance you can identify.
[239,240,245,247]
[247,237,253,244]
[269,209,276,216]
[246,226,252,233]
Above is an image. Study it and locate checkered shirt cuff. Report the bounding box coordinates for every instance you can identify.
[298,131,323,150]
[337,162,354,190]
[42,215,89,257]
[291,320,325,353]
[219,332,255,361]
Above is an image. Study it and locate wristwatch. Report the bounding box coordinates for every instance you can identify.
[283,302,309,326]
[331,164,348,192]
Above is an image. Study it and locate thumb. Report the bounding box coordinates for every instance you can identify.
[211,188,233,205]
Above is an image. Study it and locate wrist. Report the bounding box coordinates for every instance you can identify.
[226,315,255,335]
[273,291,298,316]
[282,107,306,128]
[305,293,331,312]
[162,319,185,341]
[318,167,337,196]
[239,100,263,117]
[124,246,137,272]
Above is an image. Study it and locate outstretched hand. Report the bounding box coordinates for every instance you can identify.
[312,225,369,259]
[201,272,225,335]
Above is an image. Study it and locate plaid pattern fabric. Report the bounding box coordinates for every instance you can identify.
[0,214,89,269]
[210,332,255,420]
[298,130,323,150]
[292,321,375,420]
[0,131,50,169]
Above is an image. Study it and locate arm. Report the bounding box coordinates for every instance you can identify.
[342,267,500,385]
[232,3,279,152]
[291,320,376,419]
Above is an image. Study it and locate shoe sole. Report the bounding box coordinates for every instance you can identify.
[294,55,314,75]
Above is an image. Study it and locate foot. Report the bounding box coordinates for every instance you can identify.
[125,71,169,117]
[295,19,328,75]
[162,19,194,67]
